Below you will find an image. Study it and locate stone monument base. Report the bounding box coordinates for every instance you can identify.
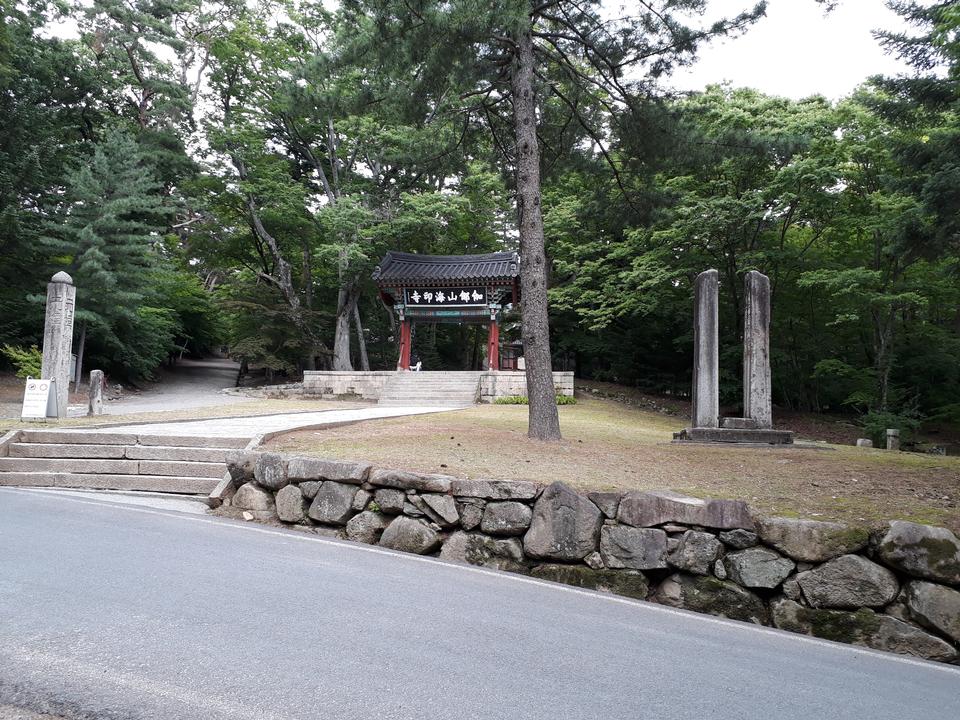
[672,427,794,445]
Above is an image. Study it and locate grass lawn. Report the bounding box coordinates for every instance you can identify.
[266,396,960,532]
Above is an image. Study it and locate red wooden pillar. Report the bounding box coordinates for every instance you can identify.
[398,319,412,370]
[487,320,500,371]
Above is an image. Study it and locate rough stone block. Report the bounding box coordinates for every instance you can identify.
[480,501,532,537]
[254,452,288,491]
[379,516,440,554]
[226,451,257,484]
[456,498,485,530]
[876,521,960,585]
[374,488,406,514]
[587,492,621,519]
[233,482,275,512]
[275,484,307,524]
[345,511,391,545]
[904,580,960,644]
[299,481,322,500]
[523,482,603,561]
[724,547,794,589]
[440,531,525,572]
[652,573,767,625]
[352,488,372,511]
[421,494,459,527]
[307,481,357,525]
[531,564,649,601]
[719,529,758,549]
[796,555,899,609]
[770,598,956,663]
[370,468,452,493]
[287,456,371,484]
[451,478,540,501]
[600,526,668,570]
[617,491,754,530]
[668,530,722,575]
[755,517,869,563]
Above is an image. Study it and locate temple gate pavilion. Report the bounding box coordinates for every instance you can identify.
[373,251,521,371]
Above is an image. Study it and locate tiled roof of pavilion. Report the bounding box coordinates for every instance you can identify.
[373,251,520,285]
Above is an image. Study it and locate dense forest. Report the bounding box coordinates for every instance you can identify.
[1,0,957,439]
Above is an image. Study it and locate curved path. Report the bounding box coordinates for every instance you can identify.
[76,405,451,439]
[1,489,957,720]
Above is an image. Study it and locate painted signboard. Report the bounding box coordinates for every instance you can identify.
[404,287,487,307]
[20,378,57,420]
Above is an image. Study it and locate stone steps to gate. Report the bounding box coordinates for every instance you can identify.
[378,372,482,408]
[0,429,247,497]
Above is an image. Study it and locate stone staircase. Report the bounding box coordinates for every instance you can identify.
[0,429,249,496]
[378,371,482,407]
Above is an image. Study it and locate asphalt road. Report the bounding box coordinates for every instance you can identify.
[1,489,957,720]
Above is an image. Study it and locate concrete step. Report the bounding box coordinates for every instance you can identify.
[0,472,219,494]
[0,457,140,474]
[18,430,248,449]
[137,460,225,479]
[379,398,476,404]
[0,457,226,478]
[379,393,478,399]
[9,443,126,459]
[124,446,231,463]
[9,443,231,463]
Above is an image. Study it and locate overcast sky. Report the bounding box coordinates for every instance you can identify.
[668,0,916,99]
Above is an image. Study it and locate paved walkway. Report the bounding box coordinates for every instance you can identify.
[101,357,247,415]
[65,406,453,439]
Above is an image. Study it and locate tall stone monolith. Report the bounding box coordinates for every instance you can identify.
[743,270,772,429]
[40,271,76,419]
[692,269,719,428]
[88,369,104,416]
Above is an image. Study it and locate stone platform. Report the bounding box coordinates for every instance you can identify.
[673,427,794,445]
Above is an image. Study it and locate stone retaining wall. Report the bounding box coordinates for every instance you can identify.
[301,370,576,402]
[478,371,574,402]
[302,371,396,400]
[221,452,960,664]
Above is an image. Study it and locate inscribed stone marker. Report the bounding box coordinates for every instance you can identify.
[692,269,719,429]
[743,270,772,429]
[40,271,76,419]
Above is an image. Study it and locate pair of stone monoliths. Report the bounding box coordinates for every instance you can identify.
[692,269,772,430]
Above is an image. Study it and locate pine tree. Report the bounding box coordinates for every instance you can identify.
[42,127,174,380]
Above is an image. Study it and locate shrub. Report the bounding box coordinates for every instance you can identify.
[493,394,577,405]
[1,344,42,378]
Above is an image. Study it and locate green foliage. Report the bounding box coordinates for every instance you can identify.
[494,395,576,406]
[861,410,923,448]
[1,344,42,378]
[40,127,176,379]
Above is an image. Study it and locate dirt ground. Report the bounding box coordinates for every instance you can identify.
[268,396,960,532]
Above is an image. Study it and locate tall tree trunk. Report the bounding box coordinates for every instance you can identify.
[333,285,353,371]
[73,321,87,393]
[353,299,370,371]
[512,24,561,441]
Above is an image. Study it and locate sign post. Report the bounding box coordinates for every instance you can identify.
[20,378,58,421]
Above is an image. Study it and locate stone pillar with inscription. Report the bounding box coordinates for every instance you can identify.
[691,269,719,428]
[743,270,773,429]
[88,369,104,416]
[40,271,76,419]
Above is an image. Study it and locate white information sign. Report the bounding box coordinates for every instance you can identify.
[20,378,57,420]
